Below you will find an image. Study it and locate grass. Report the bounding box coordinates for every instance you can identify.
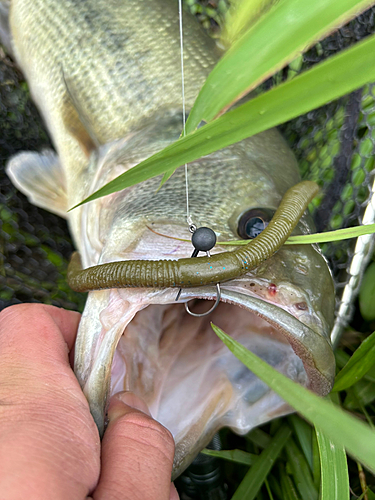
[208,324,375,499]
[145,223,375,247]
[179,2,375,499]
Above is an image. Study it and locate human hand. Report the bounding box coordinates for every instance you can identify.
[0,304,178,500]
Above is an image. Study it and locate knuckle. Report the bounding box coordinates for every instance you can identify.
[0,304,64,352]
[115,411,175,458]
[0,303,48,327]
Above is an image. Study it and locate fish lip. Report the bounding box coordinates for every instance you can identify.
[177,285,335,393]
[74,283,335,477]
[168,286,335,477]
[218,287,335,393]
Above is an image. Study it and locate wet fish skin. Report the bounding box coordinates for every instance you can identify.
[5,0,335,477]
[9,0,218,228]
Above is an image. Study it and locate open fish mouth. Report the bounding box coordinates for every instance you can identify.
[74,277,335,478]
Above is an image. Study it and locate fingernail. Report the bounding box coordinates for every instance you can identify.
[110,391,151,416]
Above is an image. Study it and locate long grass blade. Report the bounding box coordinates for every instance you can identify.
[222,0,278,46]
[269,473,284,499]
[344,380,375,410]
[146,223,375,247]
[73,34,375,209]
[289,415,313,471]
[312,430,321,491]
[280,471,302,500]
[211,323,375,474]
[200,448,257,466]
[333,330,375,392]
[315,428,350,500]
[217,224,375,246]
[360,262,375,321]
[186,0,375,132]
[231,424,291,500]
[285,438,318,500]
[246,427,272,449]
[265,478,275,500]
[285,224,375,245]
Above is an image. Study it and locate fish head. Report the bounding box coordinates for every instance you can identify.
[73,113,335,478]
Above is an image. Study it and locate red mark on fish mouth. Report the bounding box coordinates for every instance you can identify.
[268,283,277,296]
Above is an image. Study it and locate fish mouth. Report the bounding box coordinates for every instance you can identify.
[74,280,335,478]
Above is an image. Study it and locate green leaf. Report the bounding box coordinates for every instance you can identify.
[315,427,350,500]
[285,224,375,245]
[246,427,272,449]
[344,380,375,410]
[269,474,284,499]
[72,33,375,209]
[185,0,375,132]
[312,430,321,491]
[216,224,375,246]
[359,262,375,321]
[222,0,278,46]
[280,471,302,500]
[200,448,257,466]
[157,169,176,191]
[332,330,375,392]
[335,349,351,370]
[231,424,291,500]
[265,478,275,500]
[362,363,375,384]
[285,439,318,500]
[211,323,375,474]
[289,415,313,470]
[139,224,375,249]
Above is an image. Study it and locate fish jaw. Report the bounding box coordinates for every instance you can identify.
[74,162,335,477]
[74,270,335,478]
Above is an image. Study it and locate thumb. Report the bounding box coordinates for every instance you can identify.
[92,392,178,500]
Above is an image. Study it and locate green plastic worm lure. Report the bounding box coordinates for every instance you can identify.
[67,180,319,292]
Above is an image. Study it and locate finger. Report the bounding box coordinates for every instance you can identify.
[45,304,81,351]
[170,484,180,500]
[93,392,177,500]
[0,303,81,355]
[0,304,99,500]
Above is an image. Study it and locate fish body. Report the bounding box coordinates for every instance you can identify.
[4,0,335,477]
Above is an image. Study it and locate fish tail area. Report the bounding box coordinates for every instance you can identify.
[6,149,68,218]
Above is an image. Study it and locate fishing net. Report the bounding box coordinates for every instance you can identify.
[0,51,85,311]
[1,4,374,336]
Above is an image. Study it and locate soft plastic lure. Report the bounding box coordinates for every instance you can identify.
[67,180,318,292]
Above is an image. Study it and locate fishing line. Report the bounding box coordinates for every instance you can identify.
[176,3,221,314]
[178,0,191,227]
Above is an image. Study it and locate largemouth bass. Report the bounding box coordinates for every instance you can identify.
[3,0,335,477]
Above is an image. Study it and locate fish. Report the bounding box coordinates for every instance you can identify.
[3,0,335,478]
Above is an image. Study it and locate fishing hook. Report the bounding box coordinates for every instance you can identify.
[176,226,221,317]
[184,283,221,317]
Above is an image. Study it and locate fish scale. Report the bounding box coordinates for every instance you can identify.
[13,0,216,143]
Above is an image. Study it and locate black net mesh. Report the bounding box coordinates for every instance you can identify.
[0,4,374,319]
[0,51,85,311]
[278,7,375,304]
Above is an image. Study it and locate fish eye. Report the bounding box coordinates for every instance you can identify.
[237,208,275,239]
